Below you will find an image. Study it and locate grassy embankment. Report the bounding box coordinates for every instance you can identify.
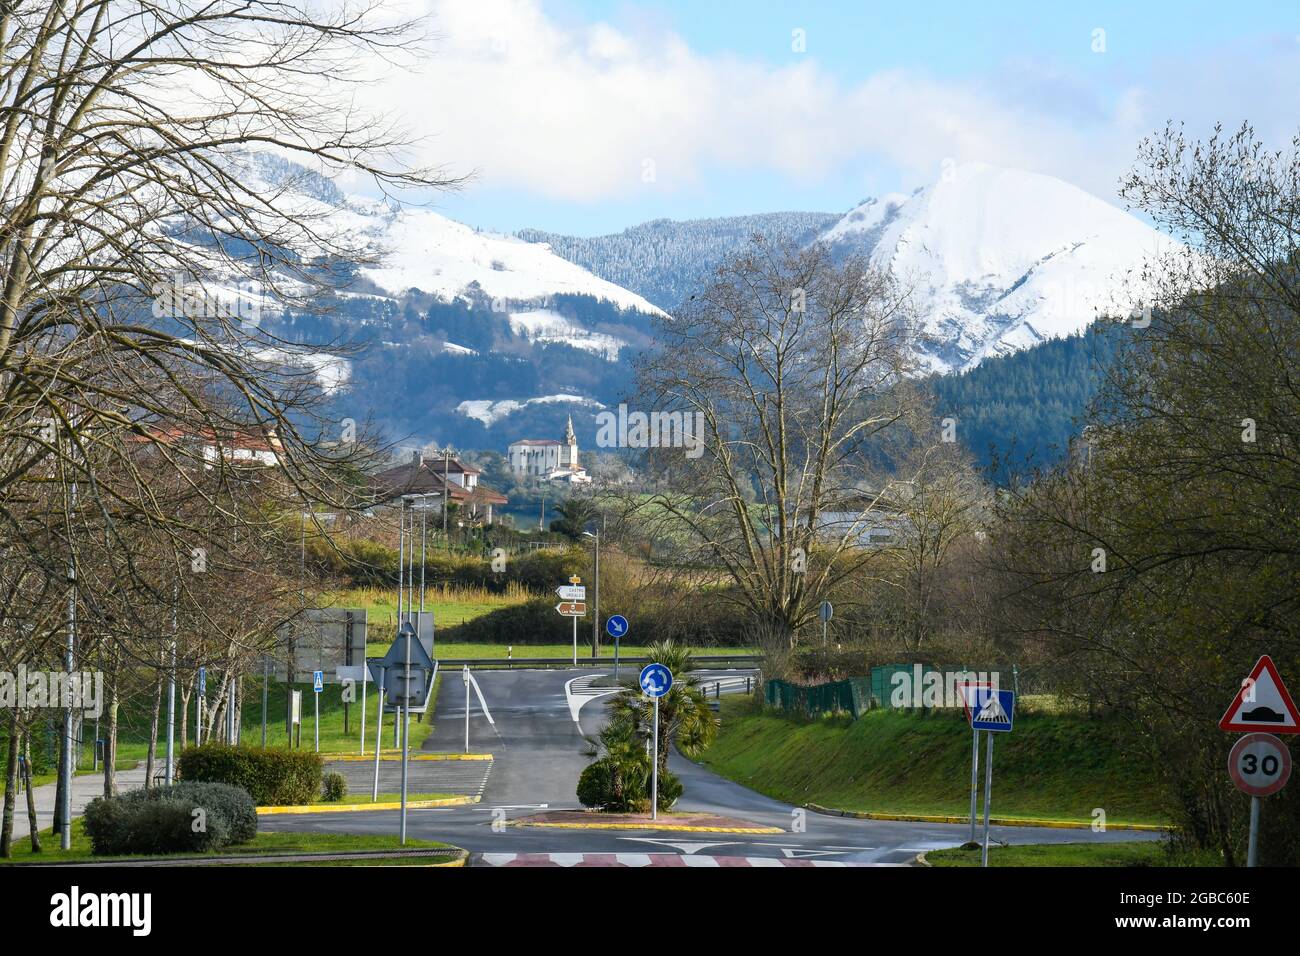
[699,696,1169,827]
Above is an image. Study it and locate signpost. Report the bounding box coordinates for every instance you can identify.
[819,601,833,646]
[639,663,673,821]
[556,577,585,665]
[959,683,1016,867]
[606,615,629,681]
[1220,656,1298,866]
[459,665,495,754]
[313,670,323,752]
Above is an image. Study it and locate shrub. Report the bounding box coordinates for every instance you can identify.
[576,755,681,813]
[178,744,323,806]
[322,772,348,803]
[576,759,616,809]
[83,781,255,856]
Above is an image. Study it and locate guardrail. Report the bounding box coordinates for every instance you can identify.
[434,654,762,670]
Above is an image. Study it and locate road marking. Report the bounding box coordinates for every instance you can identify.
[620,838,742,854]
[564,674,619,723]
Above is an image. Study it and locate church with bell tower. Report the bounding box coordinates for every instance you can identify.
[507,415,589,482]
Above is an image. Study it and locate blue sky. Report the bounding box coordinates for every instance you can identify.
[371,0,1300,236]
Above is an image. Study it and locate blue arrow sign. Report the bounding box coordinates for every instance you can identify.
[961,685,1015,733]
[198,667,206,696]
[606,615,629,638]
[639,663,672,699]
[313,670,324,693]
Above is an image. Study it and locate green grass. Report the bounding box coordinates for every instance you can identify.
[242,674,440,754]
[328,792,454,805]
[928,841,1220,867]
[698,696,1169,826]
[0,819,452,864]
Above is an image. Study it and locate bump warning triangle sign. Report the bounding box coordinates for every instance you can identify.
[1219,655,1300,734]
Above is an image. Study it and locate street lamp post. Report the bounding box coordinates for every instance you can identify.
[583,530,600,659]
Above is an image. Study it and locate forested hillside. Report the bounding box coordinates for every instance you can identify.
[928,321,1135,477]
[519,211,839,311]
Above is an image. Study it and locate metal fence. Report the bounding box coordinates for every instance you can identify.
[765,663,1023,718]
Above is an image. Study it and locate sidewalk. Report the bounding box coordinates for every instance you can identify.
[8,764,148,842]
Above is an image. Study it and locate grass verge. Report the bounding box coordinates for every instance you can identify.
[927,841,1220,867]
[699,696,1169,826]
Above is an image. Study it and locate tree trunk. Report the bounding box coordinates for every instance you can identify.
[51,723,66,837]
[1,715,19,857]
[103,695,119,798]
[22,733,40,853]
[180,684,192,747]
[144,671,163,789]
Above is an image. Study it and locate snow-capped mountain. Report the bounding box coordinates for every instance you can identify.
[221,154,1179,453]
[818,163,1178,373]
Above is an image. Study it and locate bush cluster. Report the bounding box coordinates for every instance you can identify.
[83,781,257,856]
[321,771,348,802]
[177,744,323,806]
[576,756,682,813]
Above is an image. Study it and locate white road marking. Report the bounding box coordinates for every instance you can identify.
[620,837,742,854]
[564,674,619,723]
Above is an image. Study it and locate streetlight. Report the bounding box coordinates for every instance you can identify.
[582,529,600,660]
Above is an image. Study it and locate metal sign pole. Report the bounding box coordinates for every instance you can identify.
[968,727,980,844]
[1247,796,1260,868]
[981,731,994,867]
[572,614,578,667]
[371,674,385,801]
[314,683,320,752]
[400,626,412,845]
[651,695,660,821]
[261,656,268,747]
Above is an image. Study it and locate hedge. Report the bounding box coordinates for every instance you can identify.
[177,744,323,806]
[83,781,257,856]
[439,593,755,647]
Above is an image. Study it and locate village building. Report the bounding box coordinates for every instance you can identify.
[371,450,508,524]
[508,416,591,483]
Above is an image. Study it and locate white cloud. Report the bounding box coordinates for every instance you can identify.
[356,0,1300,205]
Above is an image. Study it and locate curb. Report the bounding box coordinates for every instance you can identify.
[326,753,493,762]
[914,852,930,867]
[257,796,478,815]
[508,821,783,834]
[804,803,1165,831]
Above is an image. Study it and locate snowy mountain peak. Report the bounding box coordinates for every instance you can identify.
[821,162,1180,372]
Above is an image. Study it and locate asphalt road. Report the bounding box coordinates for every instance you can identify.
[261,668,1161,864]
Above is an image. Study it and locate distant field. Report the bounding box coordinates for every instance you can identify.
[325,584,531,645]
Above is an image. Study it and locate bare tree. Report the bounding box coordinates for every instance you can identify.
[627,239,935,645]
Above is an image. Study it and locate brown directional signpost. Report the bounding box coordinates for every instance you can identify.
[556,575,587,665]
[1219,655,1300,866]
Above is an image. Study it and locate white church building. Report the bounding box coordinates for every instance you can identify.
[508,417,591,483]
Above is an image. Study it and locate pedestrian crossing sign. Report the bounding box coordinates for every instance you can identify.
[960,683,1015,733]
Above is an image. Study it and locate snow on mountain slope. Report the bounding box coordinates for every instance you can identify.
[354,204,664,316]
[457,394,607,427]
[820,163,1180,373]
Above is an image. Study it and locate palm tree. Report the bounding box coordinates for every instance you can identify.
[606,640,718,778]
[549,496,598,540]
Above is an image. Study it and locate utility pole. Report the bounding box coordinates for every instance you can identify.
[442,448,450,545]
[60,482,77,851]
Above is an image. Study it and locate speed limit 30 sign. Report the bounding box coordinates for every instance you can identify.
[1228,733,1292,797]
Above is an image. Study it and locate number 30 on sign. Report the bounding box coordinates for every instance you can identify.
[1228,733,1292,797]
